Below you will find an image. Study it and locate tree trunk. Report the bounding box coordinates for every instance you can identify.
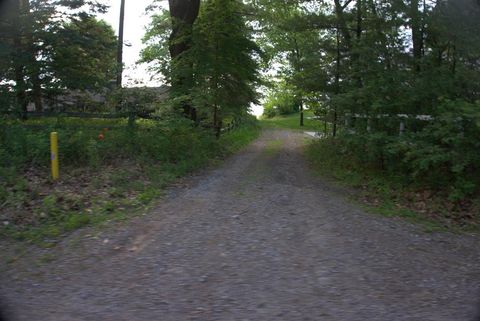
[451,43,457,74]
[410,0,423,72]
[356,0,362,40]
[354,0,363,88]
[116,0,125,88]
[324,110,328,136]
[333,26,341,137]
[32,72,43,111]
[14,63,27,118]
[212,35,221,138]
[300,104,304,127]
[13,0,28,118]
[291,37,304,127]
[168,0,200,122]
[334,0,352,50]
[168,0,200,58]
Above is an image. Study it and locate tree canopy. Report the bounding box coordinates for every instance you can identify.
[0,0,113,115]
[142,0,261,135]
[250,0,480,199]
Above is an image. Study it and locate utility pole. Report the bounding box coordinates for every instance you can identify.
[116,0,125,88]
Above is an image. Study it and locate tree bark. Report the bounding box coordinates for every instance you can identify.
[354,0,363,88]
[32,71,43,111]
[356,0,362,40]
[168,0,200,58]
[291,36,304,127]
[213,36,221,138]
[333,26,341,137]
[410,0,423,72]
[13,0,28,118]
[116,0,125,88]
[334,0,352,50]
[168,0,200,122]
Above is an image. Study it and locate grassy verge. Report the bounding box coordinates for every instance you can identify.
[305,138,480,233]
[0,119,260,244]
[219,123,260,154]
[259,111,326,131]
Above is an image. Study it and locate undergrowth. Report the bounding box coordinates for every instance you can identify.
[0,116,260,244]
[306,137,480,232]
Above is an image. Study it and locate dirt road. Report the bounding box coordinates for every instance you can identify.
[1,129,480,321]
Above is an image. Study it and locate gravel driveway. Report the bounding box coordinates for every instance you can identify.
[1,129,480,321]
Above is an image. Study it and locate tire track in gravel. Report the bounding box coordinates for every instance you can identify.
[1,129,480,321]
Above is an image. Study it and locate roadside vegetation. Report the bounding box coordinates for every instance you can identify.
[257,0,480,230]
[306,139,480,232]
[1,0,479,242]
[0,116,259,243]
[259,111,324,131]
[261,110,480,231]
[0,0,261,243]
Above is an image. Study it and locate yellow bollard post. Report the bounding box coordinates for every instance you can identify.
[50,132,59,180]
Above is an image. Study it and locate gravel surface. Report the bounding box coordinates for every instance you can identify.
[1,129,480,321]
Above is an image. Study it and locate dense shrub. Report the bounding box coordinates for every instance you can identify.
[0,114,259,238]
[0,115,253,174]
[330,100,480,200]
[262,87,299,118]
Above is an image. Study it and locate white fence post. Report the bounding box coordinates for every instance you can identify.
[399,120,405,136]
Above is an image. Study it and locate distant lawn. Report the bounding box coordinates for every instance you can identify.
[259,111,325,131]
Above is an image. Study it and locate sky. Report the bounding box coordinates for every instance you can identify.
[97,0,264,116]
[97,0,163,87]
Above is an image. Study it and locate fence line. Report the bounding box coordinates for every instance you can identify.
[221,118,242,134]
[309,112,435,137]
[21,111,130,119]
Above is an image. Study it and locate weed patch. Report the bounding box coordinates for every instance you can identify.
[0,118,260,243]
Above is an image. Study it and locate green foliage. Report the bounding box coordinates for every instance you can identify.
[142,0,261,131]
[0,117,221,169]
[219,116,260,154]
[253,0,480,203]
[259,110,321,131]
[191,0,260,118]
[324,100,480,201]
[50,16,117,91]
[0,115,260,242]
[140,10,172,80]
[0,0,111,112]
[262,82,299,118]
[306,138,473,231]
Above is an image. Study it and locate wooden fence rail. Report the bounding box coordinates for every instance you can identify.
[221,118,242,134]
[309,113,435,137]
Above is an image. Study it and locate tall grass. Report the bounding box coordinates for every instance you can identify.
[0,115,260,242]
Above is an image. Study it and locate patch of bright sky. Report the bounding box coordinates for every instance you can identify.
[96,0,163,88]
[96,0,264,116]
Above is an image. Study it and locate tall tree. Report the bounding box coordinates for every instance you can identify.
[143,0,260,134]
[190,0,260,136]
[410,0,423,72]
[168,0,200,121]
[0,0,108,115]
[49,16,117,91]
